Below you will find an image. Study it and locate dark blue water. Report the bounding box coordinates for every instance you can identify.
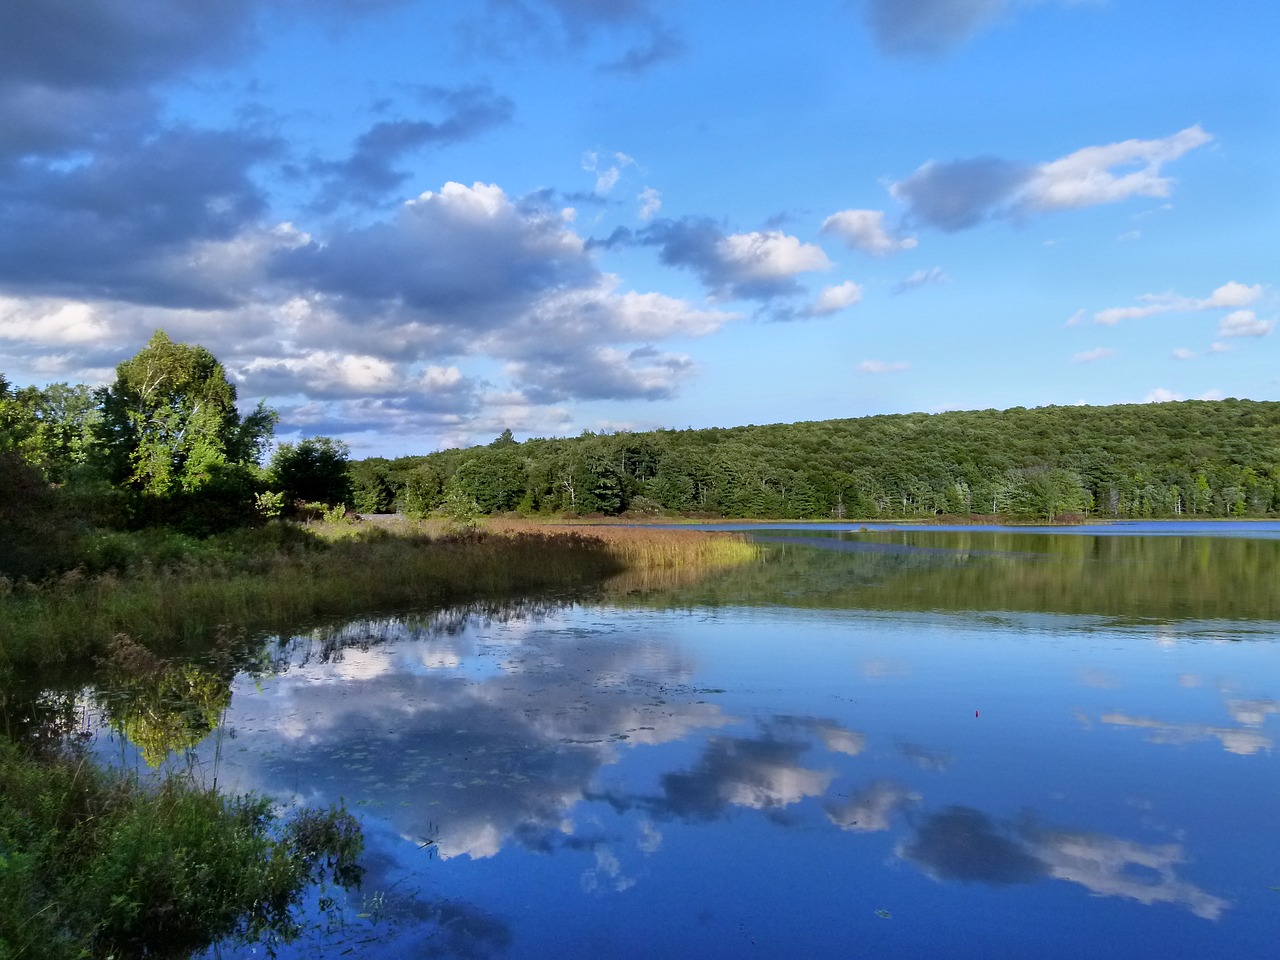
[151,525,1280,958]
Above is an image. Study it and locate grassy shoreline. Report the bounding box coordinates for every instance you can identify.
[0,521,758,670]
[0,520,756,958]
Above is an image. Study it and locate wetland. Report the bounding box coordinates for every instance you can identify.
[8,522,1280,958]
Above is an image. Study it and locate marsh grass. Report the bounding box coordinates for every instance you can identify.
[0,521,757,669]
[0,736,362,959]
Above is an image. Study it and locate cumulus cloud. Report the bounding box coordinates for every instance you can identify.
[1145,388,1182,403]
[0,1,723,448]
[1072,347,1115,364]
[273,181,593,329]
[890,156,1032,231]
[1218,310,1274,338]
[891,127,1212,232]
[1094,281,1264,325]
[821,209,917,256]
[0,1,251,161]
[638,217,831,301]
[311,86,514,210]
[0,127,279,308]
[858,359,909,373]
[0,177,738,442]
[807,281,863,316]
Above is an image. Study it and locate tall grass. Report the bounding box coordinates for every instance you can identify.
[0,736,362,959]
[0,521,757,669]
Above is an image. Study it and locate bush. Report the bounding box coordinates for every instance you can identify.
[0,452,86,580]
[0,737,363,958]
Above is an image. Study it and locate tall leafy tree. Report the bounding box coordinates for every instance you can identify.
[94,331,276,530]
[97,331,275,497]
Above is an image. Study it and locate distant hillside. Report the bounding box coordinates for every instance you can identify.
[350,399,1280,521]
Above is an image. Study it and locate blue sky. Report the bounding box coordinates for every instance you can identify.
[1,0,1275,456]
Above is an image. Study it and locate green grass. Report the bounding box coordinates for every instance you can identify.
[0,520,758,670]
[0,737,362,959]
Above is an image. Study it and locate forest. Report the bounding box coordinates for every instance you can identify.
[4,330,1279,576]
[353,400,1280,522]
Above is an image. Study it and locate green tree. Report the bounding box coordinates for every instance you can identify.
[2,382,101,482]
[98,331,275,497]
[95,331,276,530]
[450,450,527,514]
[270,436,353,508]
[350,459,394,513]
[399,463,447,518]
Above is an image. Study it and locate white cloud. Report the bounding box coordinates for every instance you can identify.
[1022,126,1212,213]
[1171,347,1195,360]
[582,150,636,195]
[1095,281,1266,325]
[637,186,661,221]
[1218,309,1275,338]
[1209,341,1231,353]
[0,178,750,447]
[1072,347,1115,363]
[807,280,863,315]
[716,230,831,281]
[0,296,110,345]
[858,359,909,373]
[1145,388,1182,403]
[1064,309,1085,328]
[1205,281,1263,308]
[241,350,436,398]
[821,209,917,256]
[890,127,1213,232]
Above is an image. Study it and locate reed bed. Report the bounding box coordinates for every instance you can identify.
[488,519,759,569]
[0,522,757,670]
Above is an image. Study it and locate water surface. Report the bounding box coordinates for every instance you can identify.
[89,526,1280,957]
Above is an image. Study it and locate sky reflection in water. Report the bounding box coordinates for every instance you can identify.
[177,529,1280,959]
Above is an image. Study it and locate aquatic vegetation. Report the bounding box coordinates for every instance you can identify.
[0,736,362,959]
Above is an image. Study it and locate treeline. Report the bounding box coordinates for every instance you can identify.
[1,331,354,579]
[5,331,1278,559]
[352,401,1280,522]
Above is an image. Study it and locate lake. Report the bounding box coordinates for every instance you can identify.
[92,524,1280,957]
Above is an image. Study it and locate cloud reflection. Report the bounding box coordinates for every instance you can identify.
[899,807,1230,919]
[826,780,920,832]
[212,610,736,861]
[1101,712,1272,756]
[588,716,869,824]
